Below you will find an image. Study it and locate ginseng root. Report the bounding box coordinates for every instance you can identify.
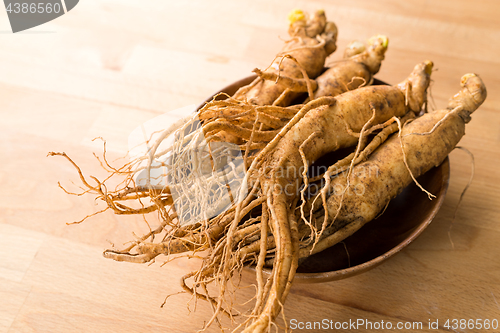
[300,73,487,260]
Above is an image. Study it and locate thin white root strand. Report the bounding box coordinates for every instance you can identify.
[395,117,436,200]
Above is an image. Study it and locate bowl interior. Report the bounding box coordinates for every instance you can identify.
[198,75,451,283]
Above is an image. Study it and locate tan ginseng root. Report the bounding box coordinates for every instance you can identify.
[309,34,389,99]
[49,61,433,332]
[298,73,487,261]
[343,39,367,59]
[186,60,433,332]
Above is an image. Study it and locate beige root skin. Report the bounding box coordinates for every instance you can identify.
[447,73,487,122]
[303,111,416,218]
[398,60,434,113]
[253,34,389,106]
[311,62,370,99]
[252,68,318,93]
[343,40,365,58]
[288,9,327,38]
[348,35,389,75]
[250,74,486,270]
[311,35,389,100]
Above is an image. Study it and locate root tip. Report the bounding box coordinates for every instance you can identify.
[47,151,64,157]
[252,68,263,76]
[460,73,478,86]
[424,60,434,75]
[368,34,389,49]
[288,9,305,24]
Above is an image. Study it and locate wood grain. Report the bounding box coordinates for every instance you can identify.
[1,1,499,332]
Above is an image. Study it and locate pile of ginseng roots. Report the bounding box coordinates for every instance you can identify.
[49,9,488,333]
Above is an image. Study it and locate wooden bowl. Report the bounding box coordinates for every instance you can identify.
[197,75,451,283]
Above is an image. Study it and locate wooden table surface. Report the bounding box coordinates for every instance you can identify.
[1,1,499,332]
